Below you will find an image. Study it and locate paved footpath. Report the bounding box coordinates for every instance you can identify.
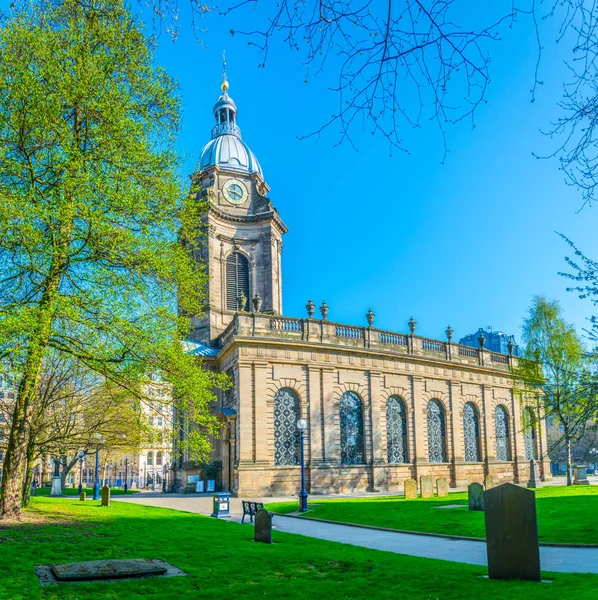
[114,493,598,574]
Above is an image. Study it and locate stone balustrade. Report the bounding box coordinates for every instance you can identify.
[217,313,517,371]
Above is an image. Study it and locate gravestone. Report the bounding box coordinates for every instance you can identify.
[527,459,543,489]
[574,466,590,485]
[79,492,86,502]
[436,478,448,497]
[50,476,62,497]
[484,483,541,581]
[468,482,484,511]
[484,474,495,490]
[404,478,417,499]
[254,509,273,544]
[101,485,110,507]
[420,475,434,499]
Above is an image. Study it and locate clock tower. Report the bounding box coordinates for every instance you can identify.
[190,71,287,344]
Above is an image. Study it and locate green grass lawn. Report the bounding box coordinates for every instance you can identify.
[0,498,597,599]
[34,487,138,497]
[266,485,598,545]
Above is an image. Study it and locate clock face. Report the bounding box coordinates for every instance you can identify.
[223,179,248,205]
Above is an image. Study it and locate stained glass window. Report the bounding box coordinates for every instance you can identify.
[340,392,365,465]
[524,408,537,460]
[387,396,408,464]
[427,399,447,463]
[274,388,300,466]
[463,402,481,462]
[495,405,510,461]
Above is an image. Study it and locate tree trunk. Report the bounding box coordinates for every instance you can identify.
[60,455,80,490]
[21,449,35,508]
[566,437,573,486]
[0,203,73,520]
[0,336,52,520]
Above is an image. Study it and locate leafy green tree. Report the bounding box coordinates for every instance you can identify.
[0,0,224,519]
[514,296,598,485]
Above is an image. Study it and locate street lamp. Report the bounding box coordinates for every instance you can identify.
[93,433,102,501]
[162,464,167,493]
[297,418,308,513]
[124,456,129,494]
[77,451,85,494]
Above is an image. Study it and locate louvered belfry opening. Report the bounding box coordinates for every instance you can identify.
[226,252,250,310]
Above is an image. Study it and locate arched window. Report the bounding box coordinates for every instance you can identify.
[156,451,163,466]
[387,396,408,464]
[524,407,537,460]
[463,402,481,462]
[226,252,249,310]
[427,399,447,463]
[147,451,153,466]
[274,388,301,466]
[340,392,365,465]
[495,406,511,461]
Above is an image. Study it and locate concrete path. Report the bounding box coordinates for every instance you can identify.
[114,494,598,574]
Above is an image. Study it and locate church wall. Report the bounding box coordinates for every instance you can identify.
[212,340,550,497]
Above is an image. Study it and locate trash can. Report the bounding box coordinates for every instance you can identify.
[211,492,231,518]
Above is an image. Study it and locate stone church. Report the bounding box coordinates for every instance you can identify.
[174,74,551,496]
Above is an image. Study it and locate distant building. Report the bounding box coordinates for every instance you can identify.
[459,328,520,357]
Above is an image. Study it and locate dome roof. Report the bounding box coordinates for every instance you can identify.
[199,134,263,177]
[197,75,264,179]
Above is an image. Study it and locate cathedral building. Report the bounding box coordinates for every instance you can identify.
[175,74,551,496]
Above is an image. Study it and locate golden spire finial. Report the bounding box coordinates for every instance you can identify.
[221,50,229,92]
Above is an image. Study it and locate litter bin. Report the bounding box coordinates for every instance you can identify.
[211,492,231,518]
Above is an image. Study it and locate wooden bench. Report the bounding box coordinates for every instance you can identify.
[241,501,264,524]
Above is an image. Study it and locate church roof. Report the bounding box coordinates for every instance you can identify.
[199,134,263,178]
[197,73,263,178]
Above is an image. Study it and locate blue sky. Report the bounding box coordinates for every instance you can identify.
[139,4,594,345]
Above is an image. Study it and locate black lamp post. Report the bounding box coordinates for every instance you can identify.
[77,451,85,494]
[124,456,129,494]
[162,465,167,493]
[297,418,308,512]
[93,433,102,500]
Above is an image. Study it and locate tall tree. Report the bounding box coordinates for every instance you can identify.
[513,296,598,485]
[0,0,224,520]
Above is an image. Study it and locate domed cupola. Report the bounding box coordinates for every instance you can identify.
[198,74,263,178]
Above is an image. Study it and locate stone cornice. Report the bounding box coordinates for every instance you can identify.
[217,336,516,385]
[207,203,288,235]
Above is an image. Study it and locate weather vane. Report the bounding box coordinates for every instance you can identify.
[221,50,229,92]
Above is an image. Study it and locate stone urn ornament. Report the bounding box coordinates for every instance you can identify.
[237,291,247,312]
[252,293,262,313]
[366,308,375,327]
[507,338,514,355]
[408,316,417,334]
[445,325,454,342]
[320,301,329,320]
[306,298,315,318]
[478,331,486,349]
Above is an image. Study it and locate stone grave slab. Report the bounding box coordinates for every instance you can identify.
[36,559,186,586]
[432,504,466,510]
[79,492,86,502]
[527,460,543,489]
[574,466,590,485]
[436,477,448,497]
[254,508,273,544]
[484,483,541,581]
[468,482,484,511]
[404,478,417,499]
[101,485,110,507]
[52,559,166,582]
[484,474,495,490]
[420,475,433,499]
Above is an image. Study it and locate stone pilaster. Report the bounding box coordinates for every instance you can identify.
[411,376,426,482]
[308,366,324,464]
[321,367,336,463]
[253,361,269,464]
